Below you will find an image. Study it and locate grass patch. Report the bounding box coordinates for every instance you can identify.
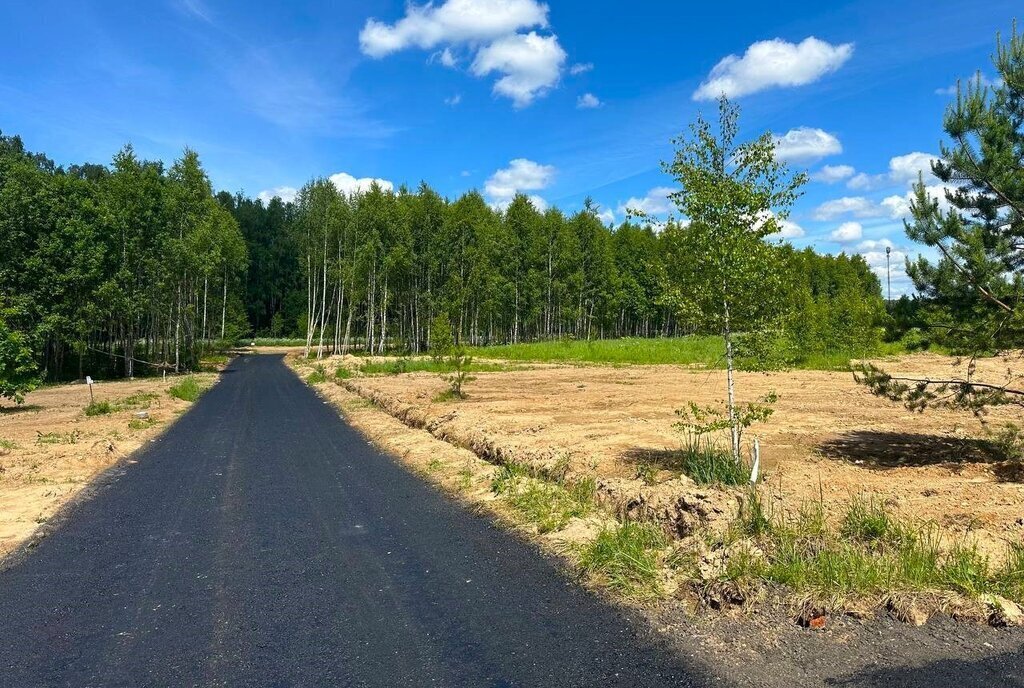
[718,493,1024,606]
[0,438,17,450]
[578,522,667,598]
[306,364,327,384]
[490,463,596,534]
[465,336,724,367]
[84,400,114,416]
[168,377,205,402]
[36,430,80,445]
[128,417,158,431]
[335,366,354,381]
[358,358,508,376]
[678,434,751,486]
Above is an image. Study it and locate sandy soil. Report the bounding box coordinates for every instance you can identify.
[327,351,1024,559]
[0,373,217,558]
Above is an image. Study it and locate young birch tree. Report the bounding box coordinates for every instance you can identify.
[660,96,806,461]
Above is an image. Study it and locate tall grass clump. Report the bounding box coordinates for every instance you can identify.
[306,364,327,384]
[578,522,667,598]
[490,463,595,533]
[717,494,1024,606]
[84,400,114,416]
[677,433,750,486]
[168,376,204,402]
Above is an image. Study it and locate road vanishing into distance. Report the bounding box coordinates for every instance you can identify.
[0,355,707,687]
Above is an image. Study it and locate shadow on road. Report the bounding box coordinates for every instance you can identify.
[827,648,1024,687]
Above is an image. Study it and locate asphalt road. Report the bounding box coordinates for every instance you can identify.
[0,355,708,687]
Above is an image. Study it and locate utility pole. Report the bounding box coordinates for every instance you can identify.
[885,246,892,303]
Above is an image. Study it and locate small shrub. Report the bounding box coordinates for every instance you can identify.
[84,401,114,416]
[307,364,327,384]
[443,349,475,399]
[168,377,204,402]
[635,462,658,485]
[578,522,667,598]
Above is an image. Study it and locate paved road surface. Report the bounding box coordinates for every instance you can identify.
[0,355,708,687]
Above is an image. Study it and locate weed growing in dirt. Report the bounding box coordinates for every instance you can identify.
[635,462,658,485]
[677,433,750,486]
[456,466,475,490]
[427,457,443,472]
[578,522,667,598]
[335,366,353,381]
[36,430,80,445]
[128,417,158,431]
[84,401,114,416]
[491,463,596,533]
[168,377,205,402]
[307,364,327,384]
[716,492,1024,607]
[0,438,17,450]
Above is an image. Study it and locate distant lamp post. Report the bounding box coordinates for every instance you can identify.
[885,246,892,303]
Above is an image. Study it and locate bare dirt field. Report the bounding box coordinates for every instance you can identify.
[0,374,216,558]
[326,351,1024,561]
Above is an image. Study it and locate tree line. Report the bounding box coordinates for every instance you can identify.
[0,124,886,400]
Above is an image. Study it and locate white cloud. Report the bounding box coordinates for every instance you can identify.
[812,196,884,221]
[577,92,602,109]
[359,0,549,57]
[329,172,394,196]
[360,0,567,107]
[445,93,463,106]
[596,207,616,225]
[484,158,555,208]
[881,184,954,219]
[773,219,805,239]
[847,151,938,190]
[693,36,853,101]
[569,62,593,76]
[617,186,677,218]
[811,164,855,184]
[935,73,1003,95]
[772,127,842,162]
[830,221,863,242]
[857,238,894,251]
[471,31,566,107]
[257,186,298,205]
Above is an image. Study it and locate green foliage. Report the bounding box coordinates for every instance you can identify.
[719,494,1024,604]
[128,416,158,431]
[443,349,475,399]
[490,463,596,533]
[36,430,80,445]
[334,366,353,381]
[429,312,455,362]
[578,522,667,598]
[84,401,114,416]
[168,376,204,402]
[306,364,327,384]
[0,316,39,405]
[860,26,1024,413]
[464,336,724,366]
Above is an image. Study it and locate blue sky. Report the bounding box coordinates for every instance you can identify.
[1,0,1019,293]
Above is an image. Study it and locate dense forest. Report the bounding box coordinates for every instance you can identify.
[0,130,886,388]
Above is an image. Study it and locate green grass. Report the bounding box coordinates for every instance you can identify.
[242,337,309,346]
[0,438,17,450]
[678,434,752,486]
[719,493,1024,606]
[490,463,596,533]
[36,430,80,445]
[167,376,205,402]
[578,522,668,598]
[358,358,509,376]
[335,366,354,381]
[84,400,114,416]
[128,417,158,431]
[306,364,327,384]
[464,336,725,366]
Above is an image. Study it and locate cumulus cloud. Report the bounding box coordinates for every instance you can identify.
[257,186,298,205]
[773,127,842,163]
[360,0,569,107]
[881,184,954,219]
[768,219,805,239]
[596,207,616,225]
[847,151,938,190]
[484,158,555,208]
[617,186,677,218]
[857,238,894,251]
[693,37,853,101]
[577,92,602,109]
[569,62,593,75]
[812,196,884,221]
[329,172,394,195]
[359,0,548,56]
[811,164,855,184]
[471,31,566,107]
[830,221,863,242]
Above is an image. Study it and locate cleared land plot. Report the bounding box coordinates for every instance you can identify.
[0,373,216,558]
[332,351,1024,562]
